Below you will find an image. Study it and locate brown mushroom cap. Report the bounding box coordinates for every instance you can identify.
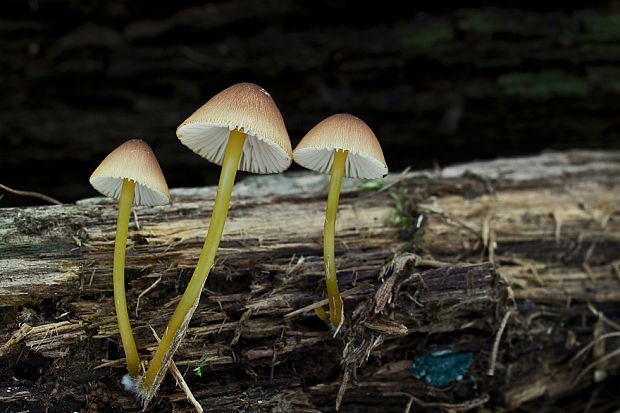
[176,82,292,174]
[89,139,170,206]
[293,113,388,179]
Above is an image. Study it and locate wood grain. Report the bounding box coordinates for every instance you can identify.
[0,151,619,412]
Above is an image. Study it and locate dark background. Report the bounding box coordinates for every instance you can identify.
[2,0,620,207]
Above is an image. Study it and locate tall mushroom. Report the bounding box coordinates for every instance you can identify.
[140,82,292,395]
[89,139,170,379]
[293,114,387,330]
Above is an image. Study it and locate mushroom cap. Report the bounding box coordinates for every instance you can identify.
[293,113,388,179]
[176,82,292,174]
[89,139,170,206]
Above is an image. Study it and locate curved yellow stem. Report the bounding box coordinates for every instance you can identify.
[142,129,246,389]
[324,149,348,329]
[314,305,329,321]
[114,178,140,378]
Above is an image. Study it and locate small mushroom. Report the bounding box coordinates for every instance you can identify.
[140,83,292,393]
[293,114,387,330]
[89,139,170,378]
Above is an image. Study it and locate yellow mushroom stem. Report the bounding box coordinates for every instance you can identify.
[323,148,348,329]
[313,305,329,321]
[113,178,140,378]
[141,129,247,389]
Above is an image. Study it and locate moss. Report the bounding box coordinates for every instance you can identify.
[457,13,498,34]
[360,178,385,190]
[497,70,589,99]
[386,189,412,230]
[587,66,620,93]
[581,13,620,41]
[193,346,209,377]
[399,22,454,51]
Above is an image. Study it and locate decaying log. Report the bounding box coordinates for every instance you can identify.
[1,150,619,412]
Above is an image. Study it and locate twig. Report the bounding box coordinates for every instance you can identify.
[569,332,620,364]
[482,211,492,249]
[286,255,305,276]
[584,241,597,263]
[94,358,124,369]
[481,207,496,263]
[133,209,141,230]
[525,311,559,330]
[335,366,352,411]
[0,183,62,205]
[384,392,414,413]
[284,284,373,319]
[612,261,620,283]
[584,384,603,413]
[552,210,562,245]
[0,324,32,357]
[377,166,411,193]
[488,229,496,264]
[230,309,252,346]
[143,289,202,405]
[148,326,203,413]
[593,318,607,381]
[136,274,163,318]
[528,264,544,286]
[403,291,424,307]
[488,310,511,376]
[422,205,480,237]
[583,262,595,280]
[217,313,228,334]
[572,345,620,386]
[588,302,620,331]
[384,391,489,411]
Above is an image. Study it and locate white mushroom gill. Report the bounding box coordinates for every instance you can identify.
[90,177,169,206]
[293,147,387,179]
[178,123,290,174]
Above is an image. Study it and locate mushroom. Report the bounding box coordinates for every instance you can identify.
[293,114,387,330]
[89,139,170,379]
[140,82,292,393]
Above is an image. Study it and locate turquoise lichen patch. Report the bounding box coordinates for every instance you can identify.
[410,350,473,387]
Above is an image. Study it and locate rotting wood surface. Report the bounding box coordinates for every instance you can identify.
[1,150,619,412]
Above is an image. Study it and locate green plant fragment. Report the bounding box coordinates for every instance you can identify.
[361,178,385,190]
